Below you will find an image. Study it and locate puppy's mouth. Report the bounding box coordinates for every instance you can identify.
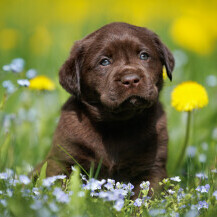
[124,95,151,106]
[110,95,152,114]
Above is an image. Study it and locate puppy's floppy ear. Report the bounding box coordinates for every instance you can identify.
[59,41,83,98]
[154,36,175,81]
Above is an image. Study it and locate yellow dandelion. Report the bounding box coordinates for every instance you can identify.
[162,66,167,80]
[170,16,215,55]
[29,75,55,91]
[171,81,208,112]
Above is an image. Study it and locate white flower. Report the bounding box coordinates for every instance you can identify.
[2,80,16,94]
[206,75,217,87]
[211,169,217,173]
[32,187,40,196]
[71,166,76,172]
[84,178,106,191]
[134,198,142,207]
[212,128,217,140]
[199,154,207,163]
[19,175,31,185]
[104,179,115,190]
[201,142,208,151]
[53,188,69,203]
[187,146,196,157]
[173,50,188,68]
[26,69,37,79]
[49,202,59,212]
[195,173,208,179]
[17,79,30,87]
[2,65,11,71]
[170,176,181,182]
[168,189,175,194]
[213,191,217,199]
[10,58,25,73]
[7,189,13,197]
[140,181,150,190]
[113,199,124,211]
[78,191,85,197]
[198,201,208,210]
[31,200,43,210]
[196,184,210,193]
[42,175,66,187]
[0,199,7,207]
[0,172,9,180]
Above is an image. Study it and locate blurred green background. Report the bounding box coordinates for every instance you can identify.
[0,0,217,176]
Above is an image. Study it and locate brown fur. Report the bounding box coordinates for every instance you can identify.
[34,22,175,196]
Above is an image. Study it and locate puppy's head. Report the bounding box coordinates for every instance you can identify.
[59,22,175,120]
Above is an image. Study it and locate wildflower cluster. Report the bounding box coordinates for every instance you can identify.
[1,58,55,96]
[1,168,217,216]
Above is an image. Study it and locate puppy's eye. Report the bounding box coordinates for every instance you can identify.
[140,52,149,60]
[100,58,111,66]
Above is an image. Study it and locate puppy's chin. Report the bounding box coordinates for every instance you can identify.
[100,95,157,121]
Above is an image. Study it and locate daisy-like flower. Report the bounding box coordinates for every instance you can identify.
[171,81,208,112]
[29,75,55,91]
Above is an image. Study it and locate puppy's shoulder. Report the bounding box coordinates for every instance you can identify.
[58,96,83,125]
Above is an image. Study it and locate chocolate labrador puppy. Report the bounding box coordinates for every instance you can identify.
[35,22,175,196]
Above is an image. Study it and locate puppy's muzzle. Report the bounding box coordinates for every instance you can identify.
[120,73,141,88]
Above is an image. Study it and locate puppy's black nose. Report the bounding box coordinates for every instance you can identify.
[121,74,141,87]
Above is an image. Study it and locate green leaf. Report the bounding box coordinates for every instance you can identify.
[36,161,47,187]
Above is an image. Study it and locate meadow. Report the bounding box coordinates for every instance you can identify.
[0,0,217,216]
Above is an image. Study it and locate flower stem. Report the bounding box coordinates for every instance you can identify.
[175,111,192,170]
[0,93,7,111]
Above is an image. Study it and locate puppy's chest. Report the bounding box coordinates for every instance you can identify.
[94,126,158,170]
